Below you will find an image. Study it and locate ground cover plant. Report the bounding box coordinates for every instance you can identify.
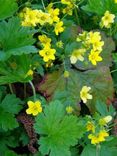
[0,0,117,155]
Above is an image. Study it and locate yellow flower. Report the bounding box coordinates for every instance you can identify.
[88,32,104,52]
[70,48,86,64]
[103,115,112,123]
[64,71,70,78]
[100,11,115,28]
[92,40,104,52]
[98,130,109,142]
[21,8,50,27]
[86,121,95,133]
[26,100,42,116]
[26,69,33,76]
[37,11,50,26]
[46,3,53,11]
[48,8,60,24]
[80,86,92,103]
[39,46,56,62]
[38,35,51,46]
[114,0,117,3]
[56,40,64,48]
[89,50,102,65]
[61,0,72,5]
[66,106,74,114]
[21,8,39,27]
[61,0,76,5]
[77,31,91,49]
[88,32,101,44]
[54,21,64,35]
[99,115,112,126]
[77,31,88,42]
[62,3,74,15]
[88,134,99,145]
[88,130,109,145]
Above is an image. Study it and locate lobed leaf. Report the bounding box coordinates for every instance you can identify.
[0,17,37,61]
[0,94,22,131]
[34,100,85,156]
[38,66,113,112]
[0,0,18,20]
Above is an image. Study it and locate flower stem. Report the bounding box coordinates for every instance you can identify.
[111,69,117,73]
[41,0,46,11]
[96,144,100,156]
[53,1,61,5]
[9,84,14,94]
[29,80,36,101]
[74,7,80,25]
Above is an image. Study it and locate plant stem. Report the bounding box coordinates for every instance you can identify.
[9,84,14,94]
[53,1,61,5]
[74,7,80,25]
[41,0,46,11]
[29,80,36,101]
[77,0,85,6]
[111,69,117,73]
[96,144,100,156]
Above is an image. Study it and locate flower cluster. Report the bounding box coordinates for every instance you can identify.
[70,31,104,65]
[46,3,65,35]
[86,115,112,145]
[20,5,65,36]
[61,0,76,15]
[20,7,50,27]
[100,11,115,28]
[38,34,56,65]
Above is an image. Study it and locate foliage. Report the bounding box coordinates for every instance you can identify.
[81,144,117,156]
[38,66,113,112]
[82,0,117,15]
[0,0,117,155]
[34,100,85,156]
[0,17,37,61]
[0,0,18,20]
[0,94,22,131]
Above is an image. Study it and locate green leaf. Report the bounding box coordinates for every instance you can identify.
[81,144,117,156]
[0,132,18,156]
[82,0,117,15]
[0,55,33,85]
[0,0,18,20]
[0,17,37,61]
[0,94,22,131]
[34,100,85,156]
[0,108,18,131]
[96,101,115,116]
[38,66,113,112]
[1,94,22,114]
[0,86,7,101]
[81,145,96,156]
